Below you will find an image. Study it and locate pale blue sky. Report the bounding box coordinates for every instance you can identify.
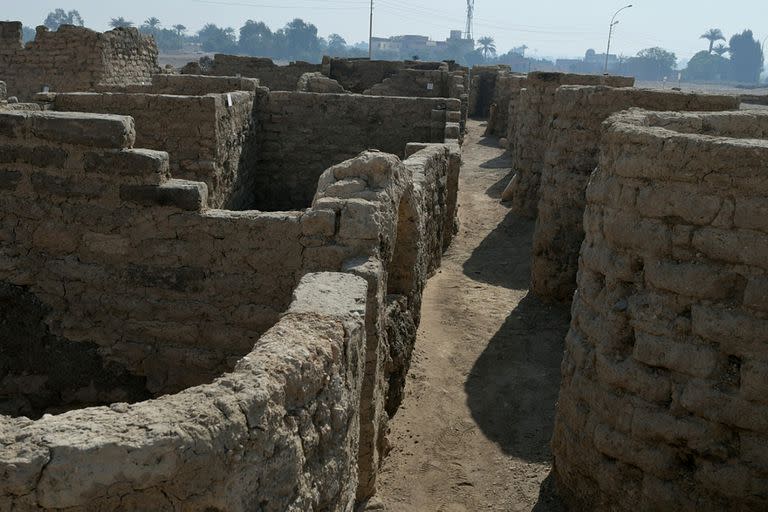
[4,1,766,61]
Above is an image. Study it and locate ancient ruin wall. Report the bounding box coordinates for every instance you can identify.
[552,110,768,511]
[486,72,526,138]
[531,86,740,302]
[0,271,368,511]
[51,89,257,208]
[203,54,321,90]
[508,72,634,217]
[239,92,461,211]
[96,74,261,95]
[0,22,157,100]
[0,110,312,399]
[0,108,461,503]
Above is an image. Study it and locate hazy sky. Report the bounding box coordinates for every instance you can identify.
[4,1,766,61]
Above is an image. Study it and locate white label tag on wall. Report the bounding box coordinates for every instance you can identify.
[227,93,233,107]
[426,83,434,90]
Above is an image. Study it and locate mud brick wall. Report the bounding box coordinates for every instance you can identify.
[508,72,635,218]
[469,65,510,117]
[552,110,768,511]
[486,72,527,138]
[0,22,157,100]
[97,74,261,96]
[326,58,425,93]
[0,272,368,512]
[205,54,321,90]
[239,91,460,211]
[0,109,460,504]
[531,86,739,302]
[52,90,256,208]
[0,110,312,397]
[364,66,449,97]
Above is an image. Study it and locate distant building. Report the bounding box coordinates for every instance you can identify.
[554,49,620,74]
[371,31,474,58]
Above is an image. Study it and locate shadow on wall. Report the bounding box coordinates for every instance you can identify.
[464,293,570,462]
[463,209,535,290]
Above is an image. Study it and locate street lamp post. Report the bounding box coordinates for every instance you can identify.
[604,4,633,74]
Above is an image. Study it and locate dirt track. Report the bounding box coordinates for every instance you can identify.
[366,120,571,511]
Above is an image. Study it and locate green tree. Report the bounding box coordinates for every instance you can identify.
[622,47,677,80]
[327,33,347,56]
[109,17,134,29]
[141,17,161,35]
[712,43,729,56]
[729,30,764,83]
[22,26,35,42]
[173,25,187,37]
[700,28,725,53]
[281,18,322,61]
[684,50,730,81]
[198,23,237,53]
[239,20,273,56]
[43,9,84,30]
[477,36,496,60]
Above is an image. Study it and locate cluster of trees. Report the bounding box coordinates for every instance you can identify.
[685,28,765,83]
[195,19,367,61]
[616,47,678,81]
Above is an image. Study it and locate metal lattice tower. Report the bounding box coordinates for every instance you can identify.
[466,0,474,40]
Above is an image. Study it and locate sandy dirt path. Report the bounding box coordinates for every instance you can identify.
[365,120,571,512]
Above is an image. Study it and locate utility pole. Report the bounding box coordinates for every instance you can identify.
[368,0,374,60]
[465,0,474,41]
[604,4,632,74]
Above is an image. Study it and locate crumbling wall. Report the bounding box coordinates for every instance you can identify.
[0,109,461,505]
[51,89,257,208]
[97,74,261,95]
[237,92,461,211]
[552,109,768,511]
[507,72,634,217]
[297,72,347,93]
[326,58,418,93]
[0,110,309,396]
[531,86,739,302]
[486,72,526,138]
[0,272,368,512]
[0,22,157,100]
[469,65,510,117]
[363,66,449,97]
[202,54,321,90]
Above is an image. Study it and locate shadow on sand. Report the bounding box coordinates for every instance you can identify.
[462,208,535,290]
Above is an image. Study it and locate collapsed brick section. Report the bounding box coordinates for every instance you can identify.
[552,110,768,511]
[507,72,635,218]
[532,86,739,301]
[0,107,460,507]
[0,21,158,100]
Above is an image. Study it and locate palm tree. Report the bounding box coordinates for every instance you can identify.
[712,43,729,56]
[700,28,725,53]
[477,36,496,60]
[143,17,161,34]
[109,17,134,29]
[173,24,187,37]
